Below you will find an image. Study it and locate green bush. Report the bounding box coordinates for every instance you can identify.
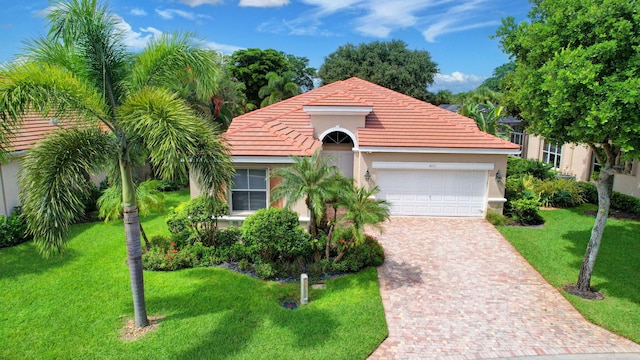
[612,192,640,215]
[578,181,640,216]
[254,262,276,280]
[486,210,510,226]
[307,259,330,279]
[0,207,30,248]
[337,235,385,272]
[578,182,599,204]
[511,198,544,225]
[142,243,197,271]
[148,235,172,251]
[507,157,555,180]
[242,208,311,263]
[528,177,584,208]
[215,226,242,248]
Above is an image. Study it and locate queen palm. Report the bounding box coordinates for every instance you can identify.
[0,0,233,328]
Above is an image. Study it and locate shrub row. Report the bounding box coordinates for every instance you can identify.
[143,206,384,279]
[578,182,640,215]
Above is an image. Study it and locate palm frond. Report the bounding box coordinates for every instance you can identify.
[18,127,117,257]
[47,0,130,108]
[131,32,219,101]
[189,134,234,194]
[0,61,110,135]
[98,179,165,222]
[119,87,231,186]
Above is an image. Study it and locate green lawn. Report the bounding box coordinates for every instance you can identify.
[498,204,640,344]
[0,190,387,360]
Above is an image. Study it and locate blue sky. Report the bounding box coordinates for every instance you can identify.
[0,0,531,93]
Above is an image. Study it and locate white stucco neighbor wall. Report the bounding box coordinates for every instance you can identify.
[0,158,21,216]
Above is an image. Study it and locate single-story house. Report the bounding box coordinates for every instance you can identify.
[0,113,63,216]
[192,77,520,223]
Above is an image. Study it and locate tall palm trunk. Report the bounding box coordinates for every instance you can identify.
[576,172,613,292]
[120,156,149,328]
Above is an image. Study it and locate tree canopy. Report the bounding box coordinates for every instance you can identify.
[480,62,515,91]
[228,48,315,108]
[497,0,640,294]
[318,40,438,101]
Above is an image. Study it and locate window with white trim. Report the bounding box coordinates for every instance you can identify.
[510,125,525,157]
[542,141,562,168]
[231,169,267,212]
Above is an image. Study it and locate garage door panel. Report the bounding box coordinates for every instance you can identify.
[377,169,487,217]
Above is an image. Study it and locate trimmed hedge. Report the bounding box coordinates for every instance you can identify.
[578,182,640,215]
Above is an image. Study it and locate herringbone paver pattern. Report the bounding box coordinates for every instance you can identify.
[368,217,640,359]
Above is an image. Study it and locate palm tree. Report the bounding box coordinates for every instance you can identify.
[0,0,233,328]
[459,102,512,139]
[270,149,338,239]
[333,186,390,263]
[258,71,299,108]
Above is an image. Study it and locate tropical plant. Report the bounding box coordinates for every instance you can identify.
[497,0,640,294]
[270,149,339,239]
[97,179,165,222]
[459,102,511,139]
[0,0,233,328]
[333,186,390,263]
[258,71,299,107]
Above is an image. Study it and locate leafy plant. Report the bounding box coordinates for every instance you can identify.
[242,208,311,263]
[254,262,276,280]
[507,157,555,180]
[0,207,31,248]
[511,198,543,225]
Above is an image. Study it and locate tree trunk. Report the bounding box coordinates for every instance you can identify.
[576,173,613,292]
[325,223,334,261]
[120,157,149,328]
[140,223,151,251]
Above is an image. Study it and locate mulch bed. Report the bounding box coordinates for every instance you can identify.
[120,315,164,341]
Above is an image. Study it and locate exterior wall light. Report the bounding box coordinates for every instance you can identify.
[364,169,371,182]
[496,170,503,182]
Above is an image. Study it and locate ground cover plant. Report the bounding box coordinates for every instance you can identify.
[498,204,640,344]
[0,191,388,359]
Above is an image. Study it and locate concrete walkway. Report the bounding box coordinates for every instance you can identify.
[368,217,640,360]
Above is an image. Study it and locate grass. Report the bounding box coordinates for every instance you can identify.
[0,190,387,359]
[498,204,640,344]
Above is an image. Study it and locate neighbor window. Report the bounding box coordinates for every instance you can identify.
[231,169,267,212]
[542,141,562,168]
[510,125,525,157]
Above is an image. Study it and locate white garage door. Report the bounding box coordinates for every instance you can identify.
[376,169,487,217]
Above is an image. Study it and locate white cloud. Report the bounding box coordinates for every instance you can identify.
[130,8,147,16]
[430,71,486,93]
[263,0,501,42]
[421,0,499,42]
[179,0,223,6]
[204,41,244,54]
[114,16,163,49]
[156,8,196,20]
[239,0,290,7]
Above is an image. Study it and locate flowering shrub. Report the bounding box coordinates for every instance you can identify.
[142,241,198,271]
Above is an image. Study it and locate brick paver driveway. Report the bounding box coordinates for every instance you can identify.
[368,217,640,360]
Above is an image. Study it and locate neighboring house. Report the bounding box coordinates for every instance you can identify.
[0,113,62,216]
[503,117,640,198]
[192,77,520,223]
[0,113,107,216]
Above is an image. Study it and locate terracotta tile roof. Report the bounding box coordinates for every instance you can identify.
[224,77,520,156]
[5,112,95,152]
